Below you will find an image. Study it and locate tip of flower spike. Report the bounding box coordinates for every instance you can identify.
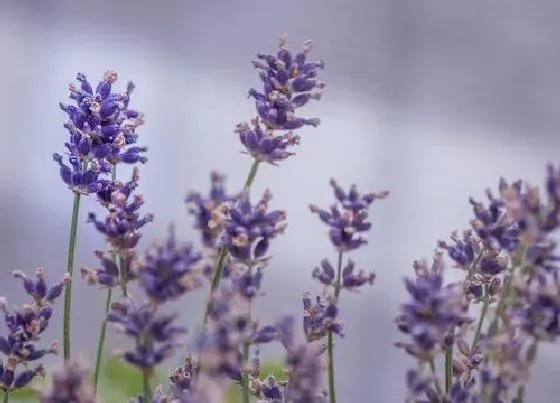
[103,70,118,84]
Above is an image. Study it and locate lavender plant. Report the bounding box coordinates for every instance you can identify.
[0,31,556,403]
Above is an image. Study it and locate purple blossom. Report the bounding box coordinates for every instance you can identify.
[248,34,325,131]
[0,268,67,392]
[41,358,96,403]
[395,255,472,360]
[54,71,147,194]
[80,249,135,288]
[302,290,344,343]
[107,300,186,372]
[186,171,234,248]
[135,225,205,305]
[87,167,154,251]
[311,258,375,291]
[309,179,389,252]
[235,119,301,165]
[219,189,286,263]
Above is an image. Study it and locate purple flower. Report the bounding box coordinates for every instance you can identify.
[219,189,286,263]
[248,34,325,131]
[309,179,389,252]
[55,71,147,194]
[107,300,186,372]
[169,354,197,397]
[302,290,344,343]
[235,119,301,165]
[186,171,234,248]
[136,225,205,305]
[311,258,375,291]
[87,167,154,251]
[80,249,135,288]
[0,267,66,392]
[41,358,96,403]
[395,255,472,360]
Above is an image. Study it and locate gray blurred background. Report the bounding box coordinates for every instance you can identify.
[1,1,560,402]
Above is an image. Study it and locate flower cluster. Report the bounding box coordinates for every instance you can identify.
[41,358,96,403]
[309,179,389,252]
[0,268,68,394]
[82,167,154,289]
[395,254,472,360]
[53,71,146,194]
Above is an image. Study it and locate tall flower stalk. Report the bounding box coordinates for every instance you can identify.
[309,180,388,402]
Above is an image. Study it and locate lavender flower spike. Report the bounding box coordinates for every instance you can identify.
[309,179,389,252]
[249,34,325,131]
[41,357,96,403]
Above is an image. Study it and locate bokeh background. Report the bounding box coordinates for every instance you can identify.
[1,1,560,402]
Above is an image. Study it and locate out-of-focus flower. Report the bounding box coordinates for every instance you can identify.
[41,358,96,403]
[395,255,472,360]
[186,171,233,249]
[54,71,146,194]
[309,179,388,252]
[248,34,325,131]
[0,268,68,392]
[169,354,197,398]
[235,119,301,165]
[219,190,286,263]
[107,300,186,373]
[135,225,205,305]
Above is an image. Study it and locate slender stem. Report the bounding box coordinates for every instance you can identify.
[92,287,113,391]
[119,254,128,298]
[92,166,118,391]
[241,341,251,403]
[327,251,343,403]
[63,192,82,360]
[143,370,151,402]
[429,359,443,395]
[516,340,539,402]
[471,285,490,352]
[2,390,8,403]
[444,343,453,393]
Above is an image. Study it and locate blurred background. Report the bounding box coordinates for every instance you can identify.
[1,0,560,401]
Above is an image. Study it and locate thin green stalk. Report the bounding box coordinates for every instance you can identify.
[92,287,113,391]
[429,359,443,396]
[471,285,490,352]
[92,166,118,391]
[241,266,254,403]
[327,251,343,403]
[143,370,151,402]
[63,191,82,360]
[444,344,453,393]
[2,390,8,403]
[119,254,128,298]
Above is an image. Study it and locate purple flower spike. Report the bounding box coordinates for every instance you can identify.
[248,34,325,131]
[136,224,205,305]
[55,71,147,194]
[87,167,154,251]
[107,300,186,373]
[302,289,344,342]
[12,268,70,305]
[235,119,300,165]
[220,189,287,264]
[186,171,234,248]
[310,179,389,252]
[41,358,95,403]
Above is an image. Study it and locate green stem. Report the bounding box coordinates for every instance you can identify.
[2,390,8,403]
[243,159,261,190]
[92,165,118,391]
[429,359,443,396]
[119,254,128,298]
[444,344,453,393]
[92,287,113,391]
[471,285,490,352]
[241,342,251,403]
[63,192,82,360]
[327,251,343,403]
[143,370,151,402]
